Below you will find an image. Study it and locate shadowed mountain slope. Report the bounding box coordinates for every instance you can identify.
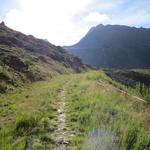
[65,24,150,69]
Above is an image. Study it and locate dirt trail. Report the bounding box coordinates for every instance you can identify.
[54,88,69,150]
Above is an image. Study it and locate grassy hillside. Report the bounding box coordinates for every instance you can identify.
[0,71,149,149]
[0,22,88,94]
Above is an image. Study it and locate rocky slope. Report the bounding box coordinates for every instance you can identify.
[0,22,88,93]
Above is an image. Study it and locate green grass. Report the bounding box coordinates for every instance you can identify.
[104,69,150,102]
[64,71,150,150]
[0,75,68,149]
[0,71,150,150]
[135,83,150,102]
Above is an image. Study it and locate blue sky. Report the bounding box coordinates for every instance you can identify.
[0,0,150,45]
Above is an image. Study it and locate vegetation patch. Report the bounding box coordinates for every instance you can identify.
[65,71,150,149]
[0,71,149,149]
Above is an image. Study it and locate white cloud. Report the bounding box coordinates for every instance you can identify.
[2,0,150,45]
[84,12,109,23]
[3,0,92,45]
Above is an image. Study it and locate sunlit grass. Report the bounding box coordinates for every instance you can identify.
[65,71,150,150]
[0,75,68,149]
[0,71,149,150]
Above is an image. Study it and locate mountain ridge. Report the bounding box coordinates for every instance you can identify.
[65,24,150,69]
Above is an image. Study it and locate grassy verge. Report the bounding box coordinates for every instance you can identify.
[65,71,150,150]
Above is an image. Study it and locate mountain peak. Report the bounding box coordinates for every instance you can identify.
[96,24,104,27]
[66,24,150,69]
[0,21,6,27]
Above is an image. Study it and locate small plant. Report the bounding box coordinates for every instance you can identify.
[135,83,150,102]
[0,81,7,93]
[134,132,150,150]
[40,134,53,143]
[124,124,139,150]
[15,113,40,136]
